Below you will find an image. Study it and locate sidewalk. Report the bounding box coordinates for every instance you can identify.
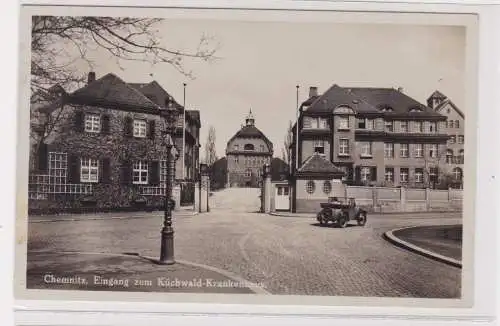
[27,251,267,294]
[28,207,198,223]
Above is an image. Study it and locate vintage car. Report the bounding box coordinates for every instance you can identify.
[316,197,367,228]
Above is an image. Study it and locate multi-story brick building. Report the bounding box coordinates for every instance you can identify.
[290,84,450,191]
[427,90,464,189]
[225,110,273,187]
[28,72,201,213]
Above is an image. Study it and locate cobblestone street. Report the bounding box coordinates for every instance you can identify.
[27,189,462,298]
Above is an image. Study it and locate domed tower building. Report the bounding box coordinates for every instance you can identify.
[225,110,273,187]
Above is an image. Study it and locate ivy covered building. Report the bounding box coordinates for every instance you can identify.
[28,72,201,213]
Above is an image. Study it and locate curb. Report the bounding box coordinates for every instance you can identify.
[268,212,312,218]
[142,256,270,295]
[268,212,461,219]
[383,227,462,268]
[29,211,199,223]
[29,250,269,295]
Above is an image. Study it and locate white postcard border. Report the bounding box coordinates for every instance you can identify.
[5,0,499,325]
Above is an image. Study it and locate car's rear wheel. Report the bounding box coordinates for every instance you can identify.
[357,212,367,226]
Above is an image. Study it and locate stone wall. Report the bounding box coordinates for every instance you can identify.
[261,178,463,214]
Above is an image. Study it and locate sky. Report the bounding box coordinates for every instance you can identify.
[69,18,467,159]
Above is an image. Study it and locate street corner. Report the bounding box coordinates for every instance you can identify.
[384,225,462,268]
[26,251,268,294]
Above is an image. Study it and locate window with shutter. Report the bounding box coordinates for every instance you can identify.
[101,115,111,134]
[371,167,377,181]
[74,111,85,132]
[101,158,111,183]
[80,158,99,183]
[37,143,48,171]
[360,167,370,181]
[84,113,101,133]
[133,119,147,138]
[149,161,160,185]
[149,120,156,140]
[133,160,149,184]
[120,160,132,184]
[355,166,361,182]
[68,154,80,183]
[124,117,133,137]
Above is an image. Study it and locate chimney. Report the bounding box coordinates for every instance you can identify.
[87,71,96,84]
[309,86,318,98]
[397,87,404,93]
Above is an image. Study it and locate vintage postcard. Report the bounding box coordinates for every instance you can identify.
[15,4,479,309]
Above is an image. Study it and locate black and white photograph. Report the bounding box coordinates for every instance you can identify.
[15,5,479,307]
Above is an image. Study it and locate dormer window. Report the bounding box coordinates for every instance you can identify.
[379,105,394,112]
[313,140,325,154]
[234,144,239,151]
[244,144,254,151]
[409,107,423,113]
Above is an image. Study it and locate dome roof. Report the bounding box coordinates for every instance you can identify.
[226,109,273,152]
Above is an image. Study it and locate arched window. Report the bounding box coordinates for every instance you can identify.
[323,181,332,194]
[306,180,316,194]
[452,167,463,181]
[244,144,254,151]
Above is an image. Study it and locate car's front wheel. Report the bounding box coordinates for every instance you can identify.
[357,211,367,226]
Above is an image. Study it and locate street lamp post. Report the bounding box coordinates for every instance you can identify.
[158,97,178,265]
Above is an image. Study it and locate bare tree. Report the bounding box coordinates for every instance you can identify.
[31,16,220,95]
[422,145,448,189]
[30,16,220,169]
[281,120,293,164]
[404,145,448,189]
[204,126,218,166]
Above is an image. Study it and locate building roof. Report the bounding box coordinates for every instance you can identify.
[297,153,345,176]
[68,73,161,112]
[429,90,447,100]
[303,84,444,118]
[128,80,183,111]
[229,125,273,150]
[39,73,190,117]
[434,99,465,119]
